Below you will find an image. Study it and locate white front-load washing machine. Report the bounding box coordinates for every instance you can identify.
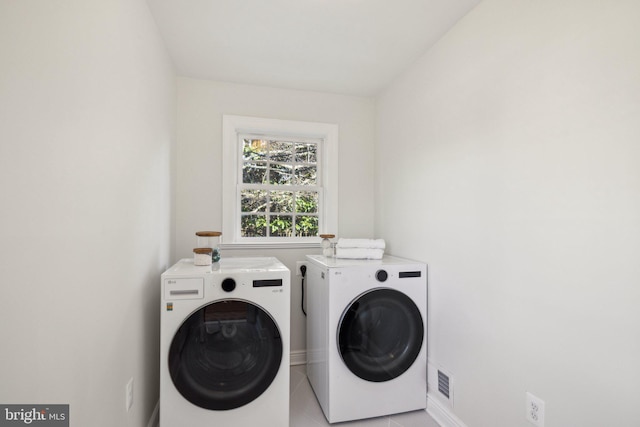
[160,257,290,427]
[305,254,427,423]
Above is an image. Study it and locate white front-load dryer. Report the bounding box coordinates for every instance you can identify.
[160,257,290,427]
[305,254,427,423]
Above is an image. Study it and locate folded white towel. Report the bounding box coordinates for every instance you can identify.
[336,238,386,249]
[335,248,384,260]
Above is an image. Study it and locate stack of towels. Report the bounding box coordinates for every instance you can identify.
[335,238,386,260]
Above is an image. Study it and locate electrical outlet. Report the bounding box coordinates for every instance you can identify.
[525,392,545,427]
[296,261,307,276]
[126,377,134,412]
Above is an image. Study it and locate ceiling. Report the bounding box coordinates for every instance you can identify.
[146,0,481,96]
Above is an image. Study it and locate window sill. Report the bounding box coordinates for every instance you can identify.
[220,242,322,250]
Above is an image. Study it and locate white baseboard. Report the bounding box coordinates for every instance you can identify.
[146,401,159,427]
[427,393,467,427]
[290,349,307,366]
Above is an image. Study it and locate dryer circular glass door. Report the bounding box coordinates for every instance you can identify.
[338,288,424,382]
[168,299,283,410]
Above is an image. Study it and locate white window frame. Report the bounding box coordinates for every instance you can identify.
[222,115,338,247]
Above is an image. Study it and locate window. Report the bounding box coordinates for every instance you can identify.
[222,115,338,246]
[240,136,321,238]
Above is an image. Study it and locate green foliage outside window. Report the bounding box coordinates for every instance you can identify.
[240,139,320,238]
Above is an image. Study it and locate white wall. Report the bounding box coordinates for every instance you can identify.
[175,78,376,353]
[376,1,640,426]
[0,1,175,426]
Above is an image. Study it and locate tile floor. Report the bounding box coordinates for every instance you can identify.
[290,365,441,427]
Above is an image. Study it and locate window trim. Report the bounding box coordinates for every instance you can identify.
[222,115,338,246]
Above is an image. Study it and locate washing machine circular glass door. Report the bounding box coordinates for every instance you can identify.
[168,299,283,410]
[338,288,424,382]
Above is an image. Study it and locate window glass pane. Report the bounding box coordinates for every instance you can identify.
[269,215,293,237]
[269,191,293,213]
[295,216,318,237]
[295,143,317,163]
[241,215,267,237]
[241,190,267,212]
[243,139,268,161]
[243,162,267,184]
[294,165,317,185]
[269,163,293,185]
[296,191,318,213]
[269,141,293,162]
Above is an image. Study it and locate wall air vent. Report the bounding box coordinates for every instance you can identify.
[438,370,450,399]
